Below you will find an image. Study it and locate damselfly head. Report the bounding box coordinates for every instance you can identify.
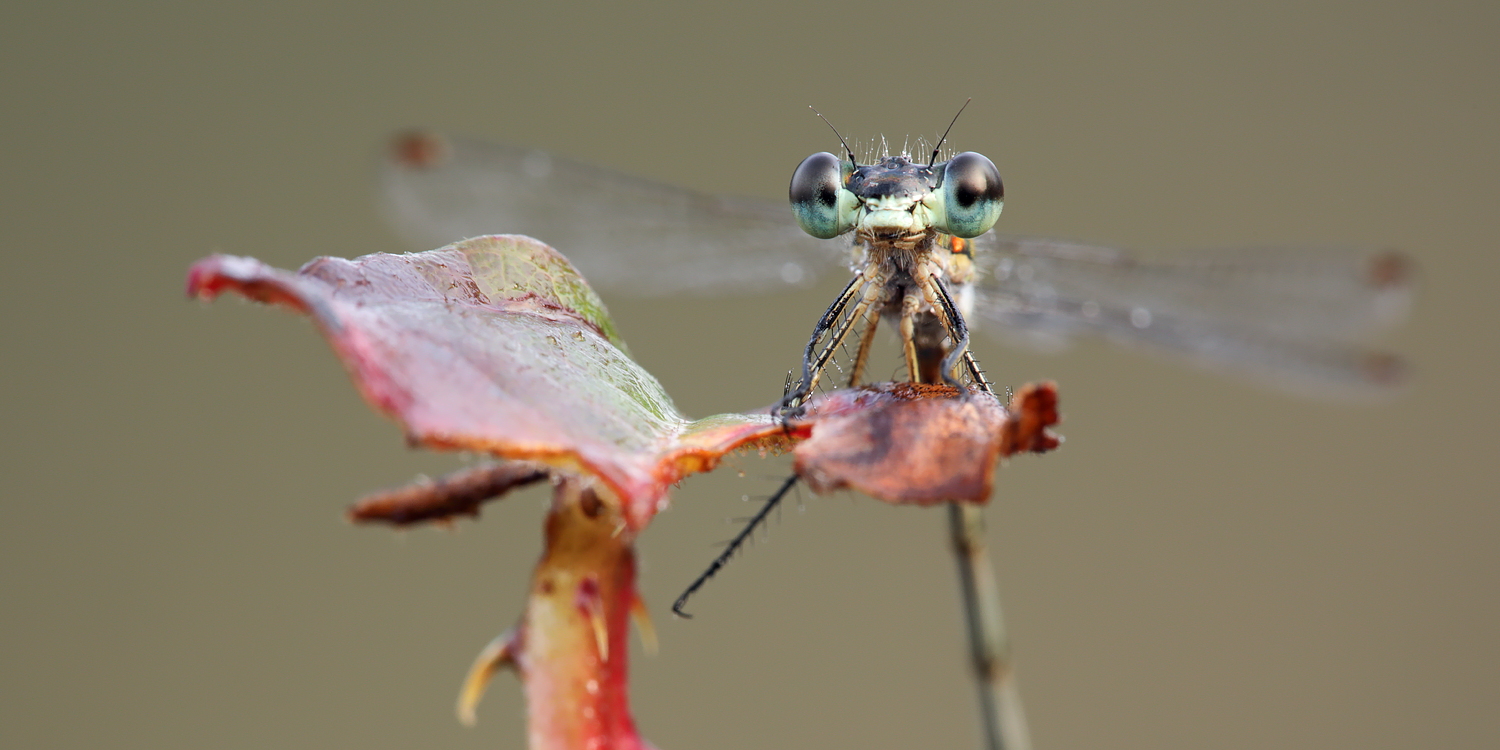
[789,150,1003,241]
[792,100,1002,242]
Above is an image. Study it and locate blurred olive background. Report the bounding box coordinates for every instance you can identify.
[4,2,1495,749]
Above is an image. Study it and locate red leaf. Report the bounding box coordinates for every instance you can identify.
[187,236,779,530]
[791,382,1061,505]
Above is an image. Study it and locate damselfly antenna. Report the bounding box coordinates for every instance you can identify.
[672,473,800,618]
[929,97,973,167]
[810,106,858,167]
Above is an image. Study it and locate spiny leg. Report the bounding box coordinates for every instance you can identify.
[672,474,800,618]
[932,276,991,393]
[792,300,861,403]
[782,270,886,413]
[779,273,862,414]
[801,285,883,396]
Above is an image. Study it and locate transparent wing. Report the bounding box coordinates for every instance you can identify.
[379,131,848,297]
[968,234,1414,397]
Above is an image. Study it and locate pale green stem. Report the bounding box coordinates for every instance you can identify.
[948,502,1032,750]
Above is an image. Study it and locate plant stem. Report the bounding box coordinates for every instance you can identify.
[948,502,1032,750]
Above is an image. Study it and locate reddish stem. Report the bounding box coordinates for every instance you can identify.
[347,463,548,526]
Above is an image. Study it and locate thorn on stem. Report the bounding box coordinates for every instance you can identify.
[456,629,519,727]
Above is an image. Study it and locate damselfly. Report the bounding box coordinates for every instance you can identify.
[382,126,1411,403]
[776,106,1004,414]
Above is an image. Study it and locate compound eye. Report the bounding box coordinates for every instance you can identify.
[939,151,1003,238]
[790,152,853,239]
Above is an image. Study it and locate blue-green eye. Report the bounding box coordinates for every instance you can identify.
[789,152,854,239]
[938,151,1003,238]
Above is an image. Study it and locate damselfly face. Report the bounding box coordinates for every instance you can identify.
[789,152,1003,242]
[381,131,1411,401]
